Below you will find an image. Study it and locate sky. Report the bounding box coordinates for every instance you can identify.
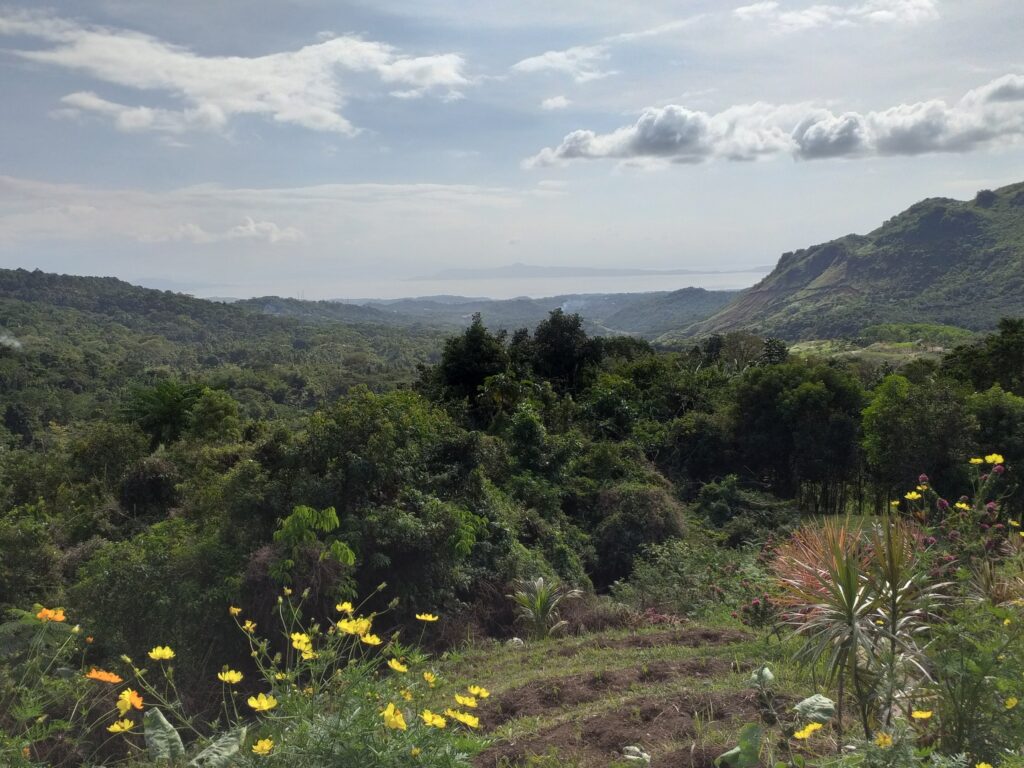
[1,0,1023,299]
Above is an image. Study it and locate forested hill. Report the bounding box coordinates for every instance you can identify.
[0,268,447,431]
[686,181,1024,341]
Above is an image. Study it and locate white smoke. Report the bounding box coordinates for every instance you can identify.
[0,332,23,350]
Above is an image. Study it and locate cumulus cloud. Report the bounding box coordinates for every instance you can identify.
[541,95,571,110]
[526,74,1024,167]
[512,45,611,83]
[733,0,938,31]
[0,9,469,135]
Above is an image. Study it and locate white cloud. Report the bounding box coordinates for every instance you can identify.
[541,95,571,110]
[526,74,1024,166]
[144,217,305,244]
[512,45,612,83]
[733,0,939,31]
[0,9,469,136]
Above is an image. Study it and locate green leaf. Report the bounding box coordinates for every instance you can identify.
[793,694,836,724]
[144,707,185,763]
[189,727,246,768]
[714,723,762,767]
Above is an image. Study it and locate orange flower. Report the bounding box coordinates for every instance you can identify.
[116,689,144,715]
[36,607,66,623]
[85,668,123,684]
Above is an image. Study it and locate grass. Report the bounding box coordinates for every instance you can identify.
[428,623,818,767]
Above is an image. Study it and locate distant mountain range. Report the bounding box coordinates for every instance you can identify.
[683,181,1024,341]
[415,262,771,280]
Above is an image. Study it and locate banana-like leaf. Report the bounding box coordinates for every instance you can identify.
[793,694,836,723]
[144,707,185,763]
[715,723,762,767]
[189,726,247,768]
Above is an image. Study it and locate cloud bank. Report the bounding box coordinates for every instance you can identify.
[733,0,939,31]
[526,74,1024,167]
[0,10,469,135]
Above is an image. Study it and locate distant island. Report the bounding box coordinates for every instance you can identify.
[413,262,773,281]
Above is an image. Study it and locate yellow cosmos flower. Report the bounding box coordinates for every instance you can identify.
[336,601,354,614]
[420,709,446,728]
[242,620,257,633]
[889,500,900,507]
[85,668,123,684]
[337,617,372,636]
[1010,520,1021,527]
[985,453,1005,465]
[107,719,135,733]
[1006,697,1019,710]
[977,763,993,768]
[955,502,971,511]
[1005,619,1013,627]
[911,710,932,720]
[36,607,66,623]
[247,693,278,712]
[361,633,382,646]
[874,732,893,749]
[252,738,274,756]
[218,669,243,685]
[401,689,413,701]
[970,457,984,465]
[423,671,437,687]
[388,659,408,673]
[291,632,312,652]
[116,689,143,716]
[916,484,928,491]
[793,722,822,740]
[228,606,242,616]
[904,491,922,501]
[467,685,490,699]
[444,708,480,729]
[415,613,439,622]
[283,587,293,596]
[454,694,478,709]
[381,702,407,731]
[148,646,175,661]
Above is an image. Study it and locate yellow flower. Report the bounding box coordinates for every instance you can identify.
[444,708,480,729]
[916,484,928,491]
[36,607,66,623]
[401,689,413,701]
[252,738,274,756]
[218,669,243,685]
[148,646,175,661]
[970,457,984,465]
[242,620,257,633]
[388,658,408,673]
[107,719,134,733]
[411,747,422,757]
[361,633,382,646]
[228,606,242,616]
[336,601,354,614]
[116,689,143,716]
[85,668,123,684]
[415,613,439,622]
[454,694,478,709]
[911,710,932,720]
[467,685,490,699]
[291,632,312,652]
[381,702,407,730]
[420,709,447,728]
[793,722,822,740]
[904,491,922,501]
[1005,618,1013,627]
[889,500,900,507]
[985,453,1005,465]
[874,732,893,749]
[423,671,437,687]
[337,617,372,636]
[977,763,993,768]
[283,587,293,596]
[1010,520,1021,527]
[955,502,971,511]
[1006,697,1019,710]
[247,693,278,712]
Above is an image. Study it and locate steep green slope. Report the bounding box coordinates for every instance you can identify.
[684,181,1024,341]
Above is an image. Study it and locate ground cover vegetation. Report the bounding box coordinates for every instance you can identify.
[2,272,1024,765]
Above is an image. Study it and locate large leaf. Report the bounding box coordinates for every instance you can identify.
[189,727,247,768]
[714,723,763,768]
[144,707,185,763]
[793,694,836,724]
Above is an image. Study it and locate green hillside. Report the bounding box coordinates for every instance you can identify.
[684,181,1024,340]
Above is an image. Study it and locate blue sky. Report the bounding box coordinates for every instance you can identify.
[1,0,1023,298]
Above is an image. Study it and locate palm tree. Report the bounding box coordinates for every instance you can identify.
[507,577,582,639]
